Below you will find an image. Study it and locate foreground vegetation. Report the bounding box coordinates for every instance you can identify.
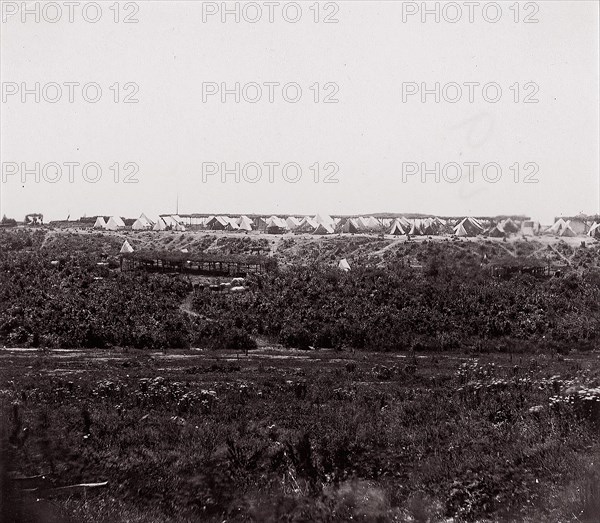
[1,348,600,522]
[1,228,599,521]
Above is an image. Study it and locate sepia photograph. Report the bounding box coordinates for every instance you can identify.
[1,1,599,521]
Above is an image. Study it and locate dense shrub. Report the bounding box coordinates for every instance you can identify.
[193,264,600,353]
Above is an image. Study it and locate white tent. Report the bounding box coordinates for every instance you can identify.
[560,221,577,237]
[161,215,177,227]
[314,214,335,227]
[119,240,134,254]
[153,217,168,231]
[105,216,125,230]
[338,258,351,271]
[454,223,469,237]
[296,217,318,233]
[588,222,600,238]
[547,218,567,235]
[238,216,253,231]
[286,216,301,230]
[398,217,411,228]
[131,219,147,230]
[389,220,406,235]
[453,217,483,237]
[365,216,380,230]
[521,220,541,236]
[313,223,335,235]
[93,217,106,229]
[236,215,254,226]
[132,213,154,230]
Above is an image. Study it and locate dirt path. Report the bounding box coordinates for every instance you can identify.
[179,293,202,319]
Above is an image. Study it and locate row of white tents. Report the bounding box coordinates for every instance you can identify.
[96,213,599,238]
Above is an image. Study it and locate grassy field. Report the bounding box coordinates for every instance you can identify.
[1,347,599,522]
[1,227,599,521]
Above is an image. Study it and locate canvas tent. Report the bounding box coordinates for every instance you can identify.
[339,218,360,234]
[487,224,506,238]
[314,214,335,227]
[206,216,231,230]
[546,218,567,236]
[313,223,335,235]
[153,217,168,231]
[454,223,469,237]
[521,220,541,236]
[105,216,125,230]
[120,240,134,254]
[364,216,380,230]
[286,217,301,230]
[454,217,483,237]
[588,222,600,238]
[132,213,154,230]
[409,219,423,236]
[501,218,520,234]
[296,217,318,233]
[131,219,147,230]
[338,258,351,271]
[119,240,134,254]
[560,221,577,237]
[266,216,287,234]
[388,220,406,236]
[397,217,411,229]
[237,216,253,231]
[93,217,106,229]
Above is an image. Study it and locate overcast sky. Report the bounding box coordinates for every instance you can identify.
[1,0,598,223]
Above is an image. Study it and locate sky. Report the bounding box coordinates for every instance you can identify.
[1,0,599,223]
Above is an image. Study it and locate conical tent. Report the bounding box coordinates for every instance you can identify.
[224,220,239,231]
[314,214,334,227]
[365,216,380,230]
[560,221,577,237]
[286,217,301,230]
[238,216,253,231]
[454,223,469,237]
[487,224,506,238]
[501,218,520,234]
[339,218,359,234]
[313,223,334,235]
[237,215,254,226]
[409,220,423,236]
[398,217,411,228]
[454,217,483,237]
[107,216,125,228]
[338,258,351,271]
[266,216,286,233]
[296,217,318,233]
[93,217,106,229]
[388,220,406,235]
[119,240,134,254]
[138,213,153,227]
[105,217,120,231]
[588,222,600,238]
[153,217,167,231]
[547,219,567,235]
